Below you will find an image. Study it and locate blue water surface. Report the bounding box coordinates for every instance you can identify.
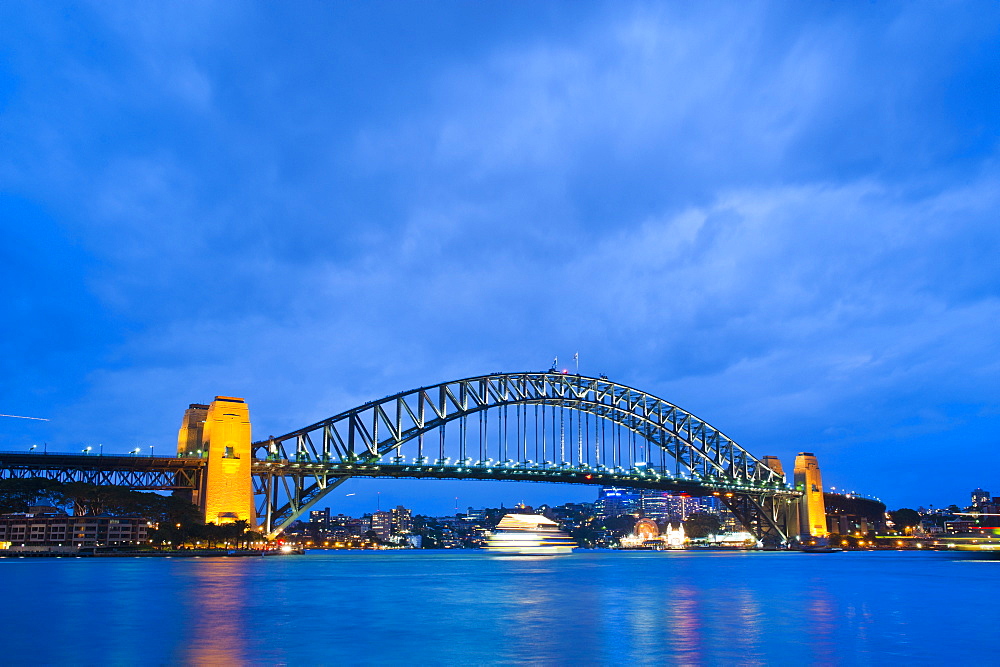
[1,550,996,665]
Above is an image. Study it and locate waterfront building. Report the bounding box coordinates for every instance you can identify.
[945,519,984,534]
[664,523,685,548]
[0,508,150,550]
[823,493,886,535]
[619,519,687,549]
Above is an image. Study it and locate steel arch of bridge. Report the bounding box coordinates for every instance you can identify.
[252,372,797,540]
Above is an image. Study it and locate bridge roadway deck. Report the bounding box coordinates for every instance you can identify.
[252,460,800,497]
[0,452,205,472]
[0,452,204,490]
[0,453,800,498]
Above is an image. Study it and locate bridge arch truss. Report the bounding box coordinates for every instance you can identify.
[253,372,797,541]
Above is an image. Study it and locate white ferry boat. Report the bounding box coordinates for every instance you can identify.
[484,514,577,555]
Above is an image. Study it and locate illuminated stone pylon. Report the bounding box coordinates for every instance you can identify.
[762,454,799,540]
[177,396,256,527]
[761,455,784,479]
[177,404,209,457]
[793,452,827,538]
[176,403,209,508]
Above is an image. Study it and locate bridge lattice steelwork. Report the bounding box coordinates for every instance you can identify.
[253,372,798,541]
[0,453,202,490]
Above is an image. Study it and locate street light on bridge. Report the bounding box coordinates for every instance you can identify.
[149,445,154,458]
[130,447,140,457]
[29,445,36,453]
[83,446,92,455]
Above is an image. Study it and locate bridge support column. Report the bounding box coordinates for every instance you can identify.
[182,396,256,528]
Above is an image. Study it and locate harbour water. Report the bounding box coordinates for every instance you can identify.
[2,549,997,665]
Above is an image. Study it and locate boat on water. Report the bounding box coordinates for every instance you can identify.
[484,514,577,555]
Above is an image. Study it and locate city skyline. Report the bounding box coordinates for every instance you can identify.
[3,3,999,512]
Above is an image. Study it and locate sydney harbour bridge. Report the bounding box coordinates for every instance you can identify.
[0,372,805,542]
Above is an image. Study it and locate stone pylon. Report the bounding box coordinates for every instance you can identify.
[793,452,827,538]
[177,396,256,527]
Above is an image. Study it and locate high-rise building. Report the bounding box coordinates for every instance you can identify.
[595,487,639,519]
[465,507,489,523]
[638,491,671,521]
[390,505,412,534]
[310,508,331,528]
[794,452,827,538]
[370,511,392,540]
[596,488,722,522]
[639,491,702,521]
[972,489,992,509]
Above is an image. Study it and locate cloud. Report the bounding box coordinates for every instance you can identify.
[2,2,999,510]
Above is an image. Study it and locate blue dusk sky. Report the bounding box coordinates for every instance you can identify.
[1,2,998,515]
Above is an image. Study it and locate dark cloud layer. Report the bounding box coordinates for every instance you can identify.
[1,2,998,513]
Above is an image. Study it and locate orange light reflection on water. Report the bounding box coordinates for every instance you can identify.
[182,560,253,665]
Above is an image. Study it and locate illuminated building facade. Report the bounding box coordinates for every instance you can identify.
[793,452,828,538]
[639,491,673,521]
[595,487,639,519]
[823,493,885,535]
[971,489,992,509]
[310,508,331,529]
[391,505,412,534]
[596,487,722,522]
[0,509,149,550]
[370,511,392,540]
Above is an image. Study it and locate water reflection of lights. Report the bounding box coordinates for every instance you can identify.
[806,582,837,665]
[184,561,253,665]
[479,561,566,663]
[670,583,703,663]
[729,586,765,662]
